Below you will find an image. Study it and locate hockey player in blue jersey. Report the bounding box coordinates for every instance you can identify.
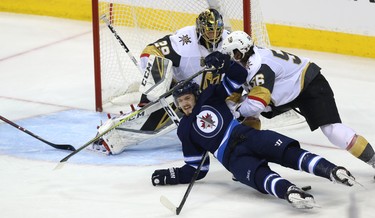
[151,51,357,209]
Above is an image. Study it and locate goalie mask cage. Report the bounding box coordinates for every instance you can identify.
[92,0,270,113]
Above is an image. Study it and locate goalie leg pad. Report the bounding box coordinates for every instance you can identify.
[101,128,126,155]
[89,98,177,155]
[139,55,173,102]
[91,112,137,155]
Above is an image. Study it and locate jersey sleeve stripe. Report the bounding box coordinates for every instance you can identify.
[249,95,268,107]
[222,76,242,95]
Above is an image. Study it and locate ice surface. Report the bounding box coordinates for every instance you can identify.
[1,12,375,218]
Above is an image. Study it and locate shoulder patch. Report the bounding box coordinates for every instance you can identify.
[178,34,192,45]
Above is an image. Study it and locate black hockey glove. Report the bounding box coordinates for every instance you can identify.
[261,105,292,119]
[151,168,179,186]
[260,111,274,119]
[204,51,231,74]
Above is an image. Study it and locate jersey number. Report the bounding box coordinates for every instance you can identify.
[271,50,301,64]
[249,74,265,87]
[154,40,170,55]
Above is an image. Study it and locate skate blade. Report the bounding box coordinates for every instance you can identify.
[338,171,366,189]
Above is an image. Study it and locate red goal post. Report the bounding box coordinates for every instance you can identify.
[92,0,270,113]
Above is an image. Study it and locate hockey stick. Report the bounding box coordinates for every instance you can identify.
[100,14,143,74]
[101,13,180,125]
[55,68,210,169]
[160,151,209,215]
[159,98,180,127]
[0,115,76,151]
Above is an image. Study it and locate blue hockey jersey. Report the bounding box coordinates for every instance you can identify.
[175,61,247,183]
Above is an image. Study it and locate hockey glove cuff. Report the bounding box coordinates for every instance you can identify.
[151,168,179,186]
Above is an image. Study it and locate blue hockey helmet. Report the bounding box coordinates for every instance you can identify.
[172,81,200,105]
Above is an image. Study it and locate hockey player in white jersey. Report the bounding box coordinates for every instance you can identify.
[221,31,375,169]
[90,9,230,155]
[138,8,230,106]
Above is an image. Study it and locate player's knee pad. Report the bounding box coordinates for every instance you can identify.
[320,123,355,149]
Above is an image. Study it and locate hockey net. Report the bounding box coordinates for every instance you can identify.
[92,0,304,129]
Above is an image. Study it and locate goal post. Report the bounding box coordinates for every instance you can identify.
[91,0,270,113]
[92,0,102,112]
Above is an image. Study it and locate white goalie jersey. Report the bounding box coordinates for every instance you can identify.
[140,25,230,89]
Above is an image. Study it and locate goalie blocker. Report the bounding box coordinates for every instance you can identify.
[89,56,178,155]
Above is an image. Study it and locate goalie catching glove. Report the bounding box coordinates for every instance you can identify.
[151,168,179,186]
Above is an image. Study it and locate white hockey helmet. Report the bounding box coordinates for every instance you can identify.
[221,31,254,61]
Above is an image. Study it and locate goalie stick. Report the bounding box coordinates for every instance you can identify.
[101,14,174,102]
[160,151,209,215]
[100,14,143,75]
[0,115,75,151]
[55,67,212,169]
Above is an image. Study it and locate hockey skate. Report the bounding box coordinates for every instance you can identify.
[86,103,144,155]
[87,135,111,155]
[285,186,318,209]
[330,166,356,186]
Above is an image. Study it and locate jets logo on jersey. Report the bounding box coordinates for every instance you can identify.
[193,105,223,138]
[198,113,216,128]
[179,34,192,45]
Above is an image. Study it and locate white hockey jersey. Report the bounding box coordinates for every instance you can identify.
[239,46,311,117]
[141,26,230,88]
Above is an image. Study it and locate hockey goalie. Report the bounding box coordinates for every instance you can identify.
[88,55,181,155]
[89,8,227,155]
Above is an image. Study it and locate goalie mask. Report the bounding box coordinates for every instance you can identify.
[222,31,254,61]
[172,81,200,109]
[196,9,224,46]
